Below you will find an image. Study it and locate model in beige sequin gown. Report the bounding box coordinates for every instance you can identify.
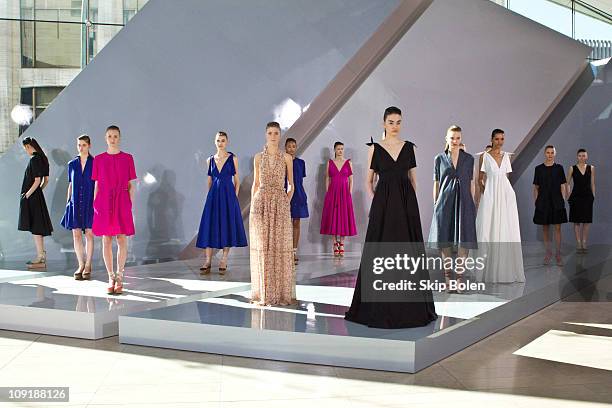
[250,146,296,305]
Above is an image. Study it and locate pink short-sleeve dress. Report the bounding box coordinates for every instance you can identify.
[91,151,137,236]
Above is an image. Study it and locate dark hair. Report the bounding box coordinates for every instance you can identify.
[285,137,297,146]
[491,129,504,139]
[22,137,49,168]
[266,121,281,130]
[544,145,555,151]
[333,141,344,158]
[216,131,228,140]
[106,125,121,134]
[77,134,91,145]
[577,148,587,154]
[383,106,402,121]
[485,144,492,149]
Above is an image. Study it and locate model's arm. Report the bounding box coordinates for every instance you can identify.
[533,184,539,203]
[348,160,354,194]
[566,166,573,198]
[325,161,330,192]
[366,146,375,198]
[251,153,260,198]
[66,182,72,203]
[432,181,439,204]
[284,153,294,201]
[591,166,596,196]
[478,154,486,193]
[206,157,212,190]
[128,180,134,202]
[470,179,476,202]
[233,156,240,196]
[41,176,49,190]
[408,168,417,192]
[24,177,42,199]
[94,181,98,200]
[561,182,568,200]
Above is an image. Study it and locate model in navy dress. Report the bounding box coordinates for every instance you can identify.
[285,138,309,264]
[428,126,477,292]
[533,145,567,266]
[197,131,247,274]
[60,135,96,280]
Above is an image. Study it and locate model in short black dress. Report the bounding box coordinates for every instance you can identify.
[533,163,567,225]
[18,151,53,236]
[568,164,594,223]
[345,141,437,329]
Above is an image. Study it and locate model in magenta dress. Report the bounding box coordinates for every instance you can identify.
[320,144,357,256]
[92,151,137,237]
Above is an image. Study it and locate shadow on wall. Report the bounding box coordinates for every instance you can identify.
[144,166,185,262]
[49,149,74,263]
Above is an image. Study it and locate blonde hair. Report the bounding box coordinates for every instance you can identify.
[444,125,462,152]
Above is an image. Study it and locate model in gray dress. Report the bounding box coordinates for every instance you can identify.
[429,149,477,249]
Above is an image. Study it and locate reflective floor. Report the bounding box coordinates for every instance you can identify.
[1,275,611,406]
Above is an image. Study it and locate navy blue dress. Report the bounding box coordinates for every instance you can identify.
[289,158,308,219]
[196,153,247,249]
[61,155,95,230]
[428,149,477,249]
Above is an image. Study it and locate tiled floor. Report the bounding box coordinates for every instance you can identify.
[1,274,611,407]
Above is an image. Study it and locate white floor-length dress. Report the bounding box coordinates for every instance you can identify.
[476,152,525,283]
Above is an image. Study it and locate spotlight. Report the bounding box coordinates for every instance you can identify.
[11,104,33,126]
[143,172,157,185]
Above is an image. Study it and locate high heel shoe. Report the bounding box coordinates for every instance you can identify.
[543,251,552,265]
[82,263,92,280]
[27,252,46,269]
[293,249,299,265]
[107,278,116,295]
[338,242,345,257]
[333,241,340,257]
[444,270,455,293]
[113,277,123,295]
[219,258,228,275]
[199,261,212,275]
[555,252,563,266]
[455,273,464,294]
[74,264,85,281]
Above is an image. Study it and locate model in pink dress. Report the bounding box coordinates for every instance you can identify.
[92,125,137,295]
[320,141,357,257]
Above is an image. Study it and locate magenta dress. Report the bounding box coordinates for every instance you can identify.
[320,159,357,236]
[91,151,137,237]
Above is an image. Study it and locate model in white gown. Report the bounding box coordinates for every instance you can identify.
[476,151,525,283]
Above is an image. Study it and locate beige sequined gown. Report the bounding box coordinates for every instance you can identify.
[250,146,295,305]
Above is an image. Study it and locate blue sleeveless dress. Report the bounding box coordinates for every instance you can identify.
[196,153,247,249]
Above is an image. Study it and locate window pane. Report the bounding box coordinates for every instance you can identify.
[34,21,81,67]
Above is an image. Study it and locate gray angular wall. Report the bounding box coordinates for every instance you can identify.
[0,0,400,261]
[292,0,591,253]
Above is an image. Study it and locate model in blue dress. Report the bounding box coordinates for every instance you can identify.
[197,132,247,274]
[60,135,96,280]
[285,138,309,264]
[428,126,477,292]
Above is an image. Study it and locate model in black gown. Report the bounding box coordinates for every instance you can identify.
[345,137,437,329]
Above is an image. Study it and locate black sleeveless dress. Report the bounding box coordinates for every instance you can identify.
[18,152,53,236]
[569,165,594,223]
[345,141,437,329]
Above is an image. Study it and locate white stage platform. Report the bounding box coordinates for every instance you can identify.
[119,246,612,373]
[0,253,361,340]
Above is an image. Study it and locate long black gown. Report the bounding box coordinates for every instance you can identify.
[344,141,437,329]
